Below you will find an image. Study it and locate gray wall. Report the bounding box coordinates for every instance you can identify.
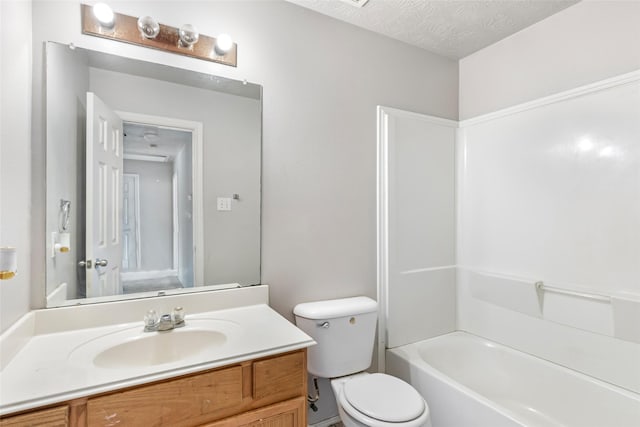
[123,160,174,272]
[25,2,457,420]
[459,1,640,119]
[29,0,458,317]
[0,0,32,332]
[45,43,89,300]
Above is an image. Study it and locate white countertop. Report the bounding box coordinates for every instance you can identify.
[0,289,314,416]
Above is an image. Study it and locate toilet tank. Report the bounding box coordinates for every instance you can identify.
[294,296,378,378]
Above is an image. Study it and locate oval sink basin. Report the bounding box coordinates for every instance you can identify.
[68,318,241,370]
[94,329,227,368]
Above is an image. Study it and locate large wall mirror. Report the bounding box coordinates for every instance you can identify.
[45,42,261,307]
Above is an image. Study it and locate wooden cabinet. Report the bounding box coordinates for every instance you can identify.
[202,397,305,427]
[253,351,305,407]
[87,365,244,426]
[0,406,68,426]
[0,350,307,427]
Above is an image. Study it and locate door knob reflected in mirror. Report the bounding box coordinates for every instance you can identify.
[78,259,108,268]
[95,258,109,267]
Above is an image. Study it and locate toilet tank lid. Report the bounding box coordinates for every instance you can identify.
[294,296,378,320]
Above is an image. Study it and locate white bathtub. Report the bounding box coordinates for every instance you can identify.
[386,332,640,427]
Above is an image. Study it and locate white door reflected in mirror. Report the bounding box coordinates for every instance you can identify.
[85,92,123,297]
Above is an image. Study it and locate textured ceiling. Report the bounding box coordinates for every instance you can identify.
[287,0,579,59]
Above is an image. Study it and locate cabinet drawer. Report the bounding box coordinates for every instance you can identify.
[0,406,68,426]
[253,351,305,406]
[200,397,306,427]
[87,365,243,426]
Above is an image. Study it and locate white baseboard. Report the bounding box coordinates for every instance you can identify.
[308,415,341,427]
[121,269,177,280]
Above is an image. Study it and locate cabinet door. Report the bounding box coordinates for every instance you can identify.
[87,365,243,426]
[0,406,68,426]
[201,397,306,427]
[252,351,305,407]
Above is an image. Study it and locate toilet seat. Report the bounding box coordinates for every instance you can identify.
[337,373,429,427]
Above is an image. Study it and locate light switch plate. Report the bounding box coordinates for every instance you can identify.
[217,197,232,211]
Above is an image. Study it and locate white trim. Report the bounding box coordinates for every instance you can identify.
[122,173,142,271]
[460,69,640,127]
[308,416,342,427]
[120,269,178,281]
[192,122,204,287]
[455,128,465,273]
[117,111,204,287]
[42,282,243,308]
[172,170,179,271]
[400,265,456,275]
[378,105,459,128]
[376,106,390,373]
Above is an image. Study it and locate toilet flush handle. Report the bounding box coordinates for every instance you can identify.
[318,321,330,329]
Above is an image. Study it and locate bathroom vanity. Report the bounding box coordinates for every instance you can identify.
[0,287,314,426]
[1,350,306,426]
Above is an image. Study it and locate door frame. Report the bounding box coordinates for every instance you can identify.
[122,173,142,271]
[118,111,204,286]
[172,170,179,271]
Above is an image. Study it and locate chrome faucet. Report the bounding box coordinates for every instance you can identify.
[143,307,186,332]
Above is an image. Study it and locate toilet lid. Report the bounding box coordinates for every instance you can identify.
[343,373,425,423]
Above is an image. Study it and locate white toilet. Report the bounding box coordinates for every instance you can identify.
[294,296,431,427]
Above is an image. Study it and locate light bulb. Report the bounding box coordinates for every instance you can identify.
[93,3,115,29]
[178,24,199,48]
[137,16,160,39]
[215,33,233,55]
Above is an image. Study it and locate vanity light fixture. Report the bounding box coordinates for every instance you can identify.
[178,24,200,48]
[92,2,115,29]
[81,4,237,67]
[214,33,233,55]
[137,15,160,39]
[0,247,18,280]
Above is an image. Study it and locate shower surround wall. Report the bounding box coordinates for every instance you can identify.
[456,0,640,393]
[381,72,640,395]
[456,75,640,393]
